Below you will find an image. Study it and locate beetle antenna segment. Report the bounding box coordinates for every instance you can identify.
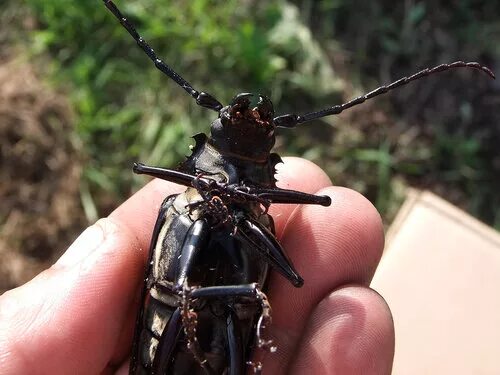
[274,61,495,128]
[102,0,223,111]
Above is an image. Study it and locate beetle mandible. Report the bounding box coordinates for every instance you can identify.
[102,1,495,374]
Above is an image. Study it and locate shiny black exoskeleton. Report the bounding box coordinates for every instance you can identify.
[102,1,495,374]
[130,93,329,375]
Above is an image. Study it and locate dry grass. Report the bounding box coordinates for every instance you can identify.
[0,59,86,291]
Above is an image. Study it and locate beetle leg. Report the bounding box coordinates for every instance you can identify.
[174,219,210,289]
[245,288,274,375]
[253,288,275,353]
[175,219,217,373]
[189,283,257,299]
[179,283,217,375]
[251,186,331,207]
[234,219,304,287]
[133,162,196,187]
[227,310,245,375]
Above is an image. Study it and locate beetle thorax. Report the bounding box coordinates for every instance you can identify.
[209,93,275,161]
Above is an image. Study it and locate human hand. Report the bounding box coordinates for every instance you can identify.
[0,157,394,374]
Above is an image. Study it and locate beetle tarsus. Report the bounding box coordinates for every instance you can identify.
[180,283,217,375]
[254,288,276,353]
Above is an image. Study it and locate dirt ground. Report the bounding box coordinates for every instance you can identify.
[0,59,87,292]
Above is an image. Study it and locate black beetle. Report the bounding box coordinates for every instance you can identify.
[102,1,495,374]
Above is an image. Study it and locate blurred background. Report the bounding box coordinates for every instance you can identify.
[1,0,499,292]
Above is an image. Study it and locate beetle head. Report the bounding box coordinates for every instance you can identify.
[210,93,276,160]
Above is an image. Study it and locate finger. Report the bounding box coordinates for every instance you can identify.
[109,178,186,251]
[289,286,394,375]
[0,218,141,374]
[0,179,182,374]
[263,186,385,373]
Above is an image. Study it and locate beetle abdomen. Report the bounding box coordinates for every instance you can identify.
[131,193,272,374]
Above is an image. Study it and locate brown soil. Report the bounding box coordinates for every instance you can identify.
[0,58,86,292]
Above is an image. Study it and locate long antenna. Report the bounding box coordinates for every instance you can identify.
[102,0,223,111]
[274,61,495,128]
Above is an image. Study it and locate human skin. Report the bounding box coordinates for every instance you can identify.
[0,157,394,374]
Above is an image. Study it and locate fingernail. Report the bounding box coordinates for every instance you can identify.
[55,223,104,268]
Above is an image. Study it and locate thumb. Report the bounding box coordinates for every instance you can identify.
[0,218,142,374]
